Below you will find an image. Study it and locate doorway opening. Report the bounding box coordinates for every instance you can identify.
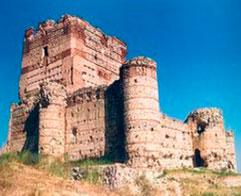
[193,149,205,167]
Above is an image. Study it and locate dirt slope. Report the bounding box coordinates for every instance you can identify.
[1,160,241,196]
[0,162,116,196]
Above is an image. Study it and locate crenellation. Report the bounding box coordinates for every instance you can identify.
[5,14,236,172]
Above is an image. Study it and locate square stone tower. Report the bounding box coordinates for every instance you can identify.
[19,14,127,101]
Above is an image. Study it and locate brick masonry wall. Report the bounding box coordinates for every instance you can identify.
[65,86,106,160]
[19,15,127,100]
[8,102,39,153]
[65,83,125,161]
[157,115,194,169]
[121,57,162,168]
[186,108,236,170]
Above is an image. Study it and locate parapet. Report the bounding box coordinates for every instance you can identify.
[186,107,223,128]
[67,85,107,106]
[24,14,126,48]
[122,56,157,68]
[120,56,157,80]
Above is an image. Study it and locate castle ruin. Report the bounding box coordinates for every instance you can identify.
[5,15,236,171]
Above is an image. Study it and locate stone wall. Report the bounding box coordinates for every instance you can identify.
[38,82,67,156]
[121,57,162,168]
[65,86,106,160]
[65,83,125,161]
[225,132,237,170]
[19,14,127,101]
[157,115,193,169]
[186,108,236,170]
[7,102,39,153]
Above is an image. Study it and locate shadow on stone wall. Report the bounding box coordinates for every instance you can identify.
[22,104,39,153]
[104,81,126,162]
[193,148,205,167]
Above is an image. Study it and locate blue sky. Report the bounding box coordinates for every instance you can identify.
[0,0,240,171]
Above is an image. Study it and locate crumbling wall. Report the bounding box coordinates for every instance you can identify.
[65,83,125,161]
[38,82,67,157]
[65,86,106,160]
[104,81,125,162]
[7,101,39,153]
[19,14,127,100]
[157,115,193,169]
[186,108,236,170]
[225,131,237,170]
[8,104,29,152]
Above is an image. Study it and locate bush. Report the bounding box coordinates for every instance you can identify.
[71,156,113,167]
[202,192,217,196]
[0,151,40,166]
[83,168,101,184]
[18,151,40,165]
[0,152,18,166]
[48,160,68,178]
[214,168,238,177]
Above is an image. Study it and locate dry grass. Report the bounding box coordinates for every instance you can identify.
[164,168,241,196]
[0,161,118,196]
[0,153,241,195]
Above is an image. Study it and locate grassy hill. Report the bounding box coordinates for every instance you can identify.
[0,152,241,196]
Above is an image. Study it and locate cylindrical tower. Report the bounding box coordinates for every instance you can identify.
[120,56,160,168]
[38,82,67,157]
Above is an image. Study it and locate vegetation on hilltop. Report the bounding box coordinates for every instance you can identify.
[0,151,241,196]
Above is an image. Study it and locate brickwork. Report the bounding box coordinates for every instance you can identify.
[186,108,237,170]
[120,57,161,168]
[65,86,106,160]
[4,14,237,172]
[19,14,126,101]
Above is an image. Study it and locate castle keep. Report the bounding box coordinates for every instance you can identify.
[5,15,236,171]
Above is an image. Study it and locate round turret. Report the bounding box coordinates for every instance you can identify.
[38,82,67,157]
[120,56,160,168]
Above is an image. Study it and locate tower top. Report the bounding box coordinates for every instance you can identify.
[186,107,223,127]
[123,56,156,68]
[24,14,126,48]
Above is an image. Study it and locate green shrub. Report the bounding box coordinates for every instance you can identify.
[0,151,40,166]
[0,152,18,165]
[83,168,101,184]
[202,192,217,196]
[71,156,113,167]
[18,151,40,165]
[48,160,67,178]
[214,168,238,177]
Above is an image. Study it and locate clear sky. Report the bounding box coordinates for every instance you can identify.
[0,0,240,171]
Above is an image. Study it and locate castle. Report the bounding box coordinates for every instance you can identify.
[4,14,236,171]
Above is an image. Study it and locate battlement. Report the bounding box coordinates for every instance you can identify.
[122,56,156,68]
[186,107,223,128]
[24,14,127,50]
[67,85,107,106]
[20,14,127,100]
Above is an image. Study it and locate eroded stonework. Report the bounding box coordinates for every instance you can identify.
[4,14,236,171]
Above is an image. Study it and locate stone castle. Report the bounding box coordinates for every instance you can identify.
[4,14,236,171]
